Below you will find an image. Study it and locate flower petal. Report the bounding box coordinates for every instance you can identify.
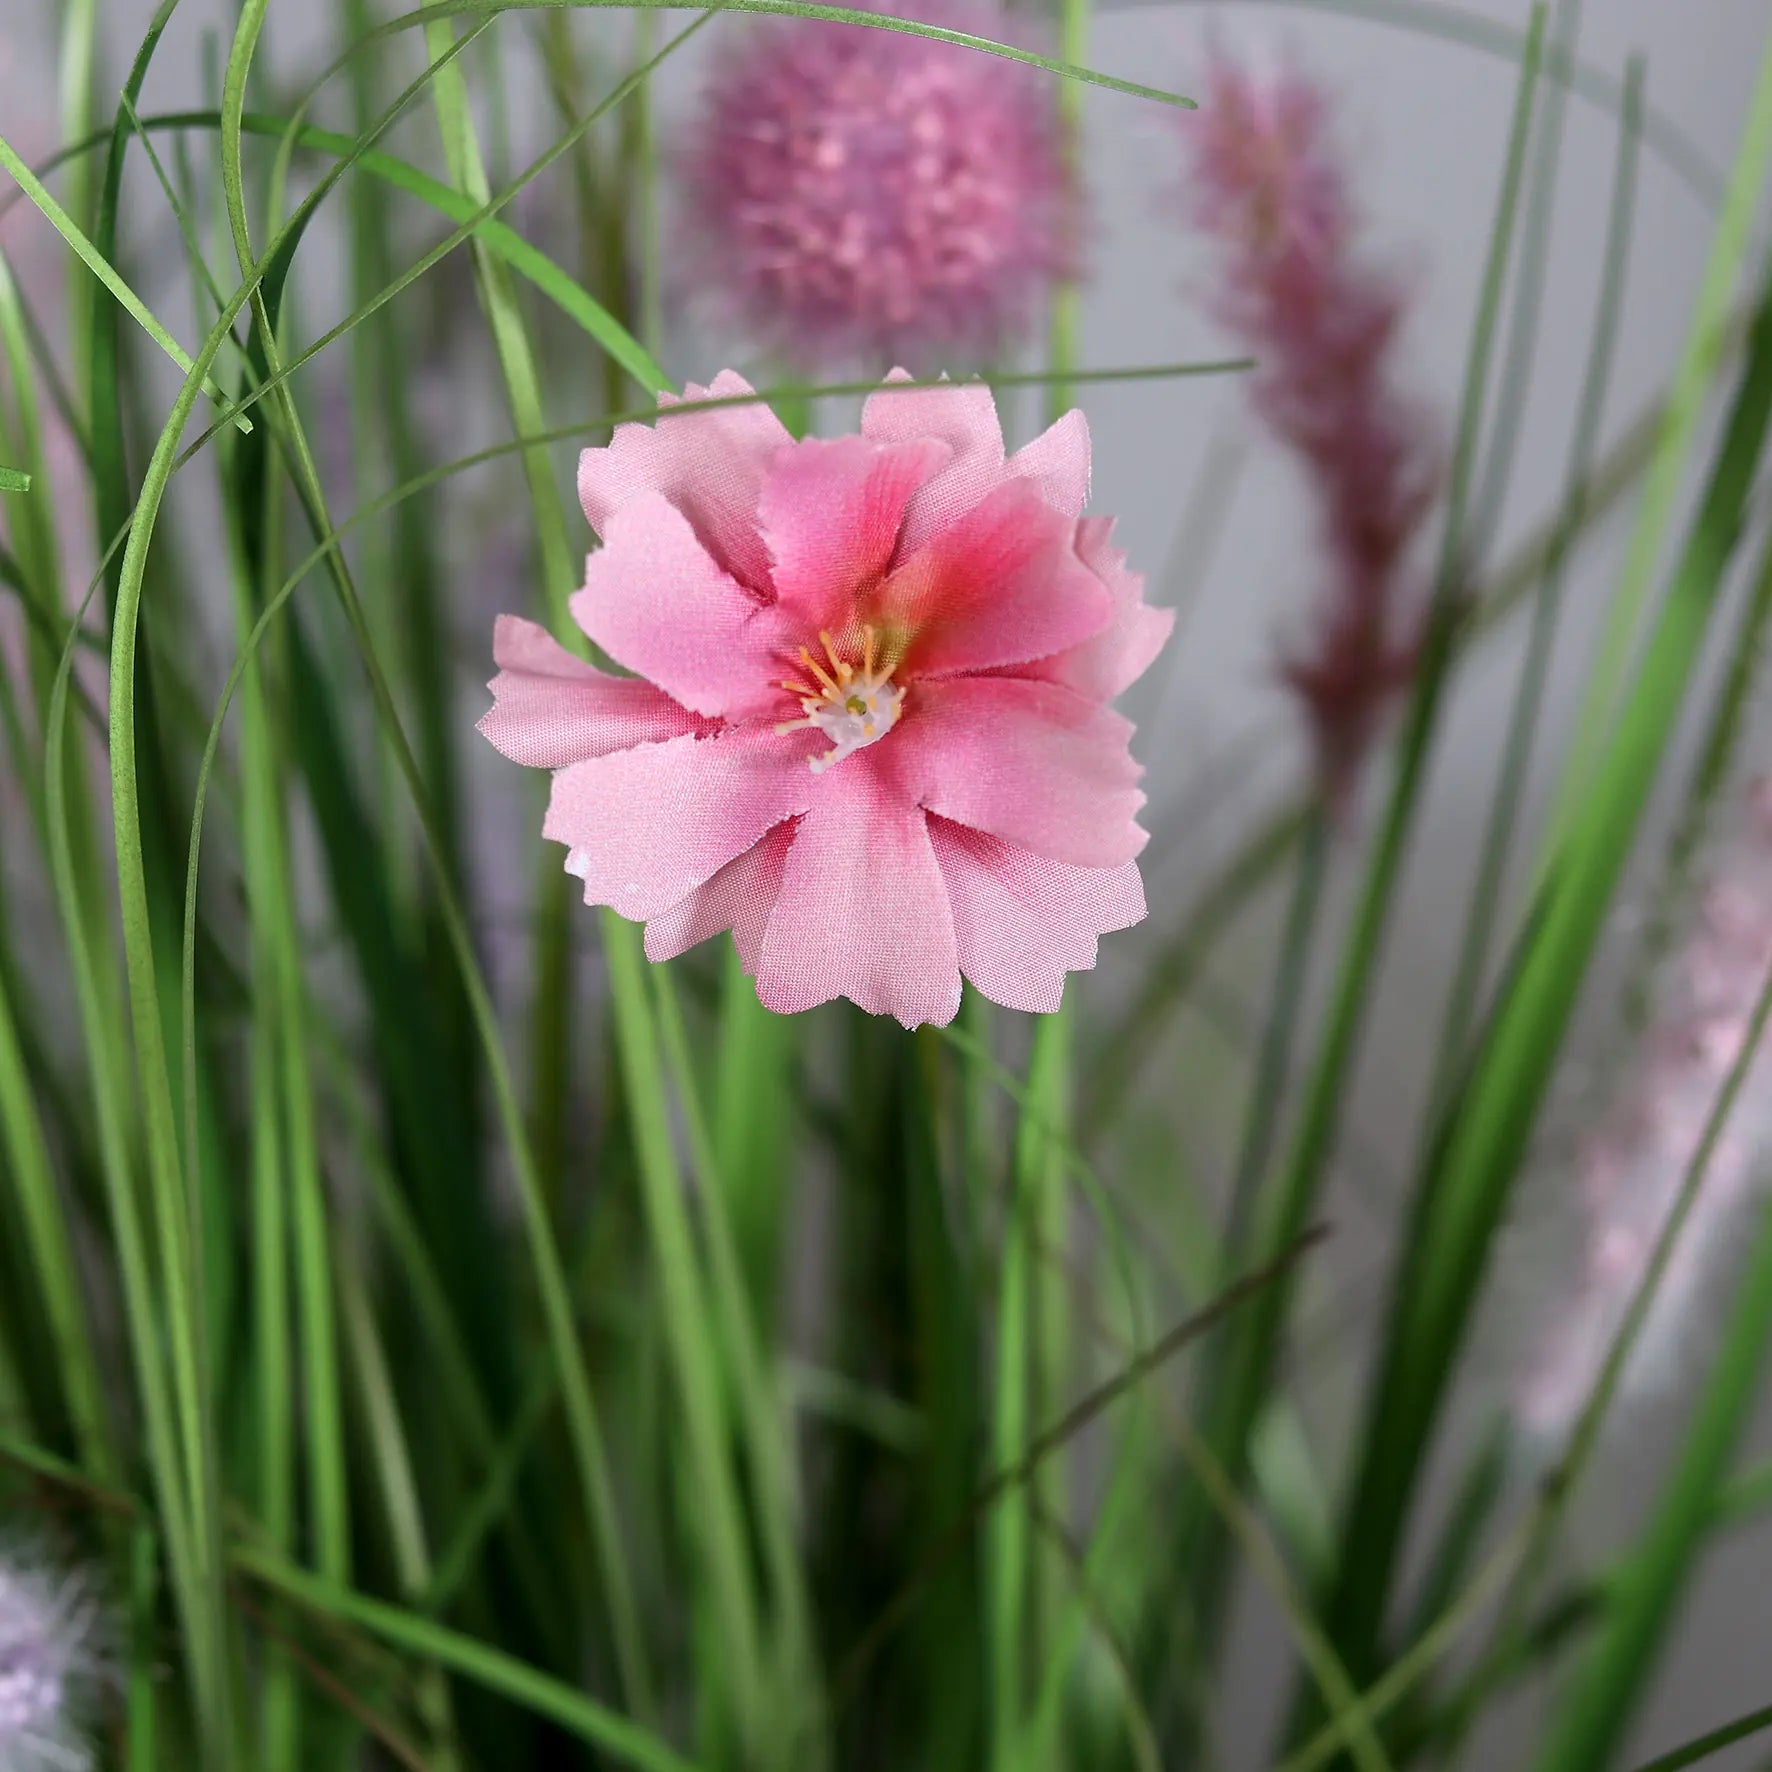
[577,370,788,591]
[759,434,951,635]
[884,676,1147,867]
[929,817,1146,1012]
[876,481,1112,678]
[861,370,1006,554]
[1006,407,1091,518]
[1025,517,1175,700]
[644,817,798,969]
[570,493,796,721]
[545,728,817,921]
[478,615,707,767]
[755,759,961,1027]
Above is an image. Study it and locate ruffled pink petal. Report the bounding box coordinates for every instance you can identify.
[861,370,1006,555]
[929,817,1147,1013]
[478,615,708,767]
[544,728,817,921]
[1006,408,1091,518]
[570,492,795,722]
[578,370,788,592]
[759,434,952,635]
[884,676,1147,868]
[644,817,798,970]
[877,481,1112,678]
[1025,517,1175,700]
[754,758,961,1028]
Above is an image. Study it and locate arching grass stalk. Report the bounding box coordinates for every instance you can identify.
[1311,250,1772,1739]
[1152,11,1548,1719]
[1537,10,1772,856]
[1418,47,1641,1130]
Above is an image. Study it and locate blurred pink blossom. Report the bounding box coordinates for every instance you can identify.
[1518,779,1772,1442]
[1183,52,1440,800]
[480,371,1168,1027]
[0,1540,111,1772]
[677,2,1075,370]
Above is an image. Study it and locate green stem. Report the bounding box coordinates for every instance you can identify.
[1538,8,1772,854]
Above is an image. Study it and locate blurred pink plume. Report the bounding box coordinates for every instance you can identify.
[1518,779,1772,1443]
[677,2,1075,370]
[1183,52,1440,801]
[480,372,1169,1027]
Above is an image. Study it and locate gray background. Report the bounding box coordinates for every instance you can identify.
[7,0,1772,1763]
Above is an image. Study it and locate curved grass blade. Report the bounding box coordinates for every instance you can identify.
[1418,44,1641,1128]
[366,0,1194,108]
[0,131,247,430]
[1154,0,1720,207]
[1168,10,1550,1716]
[232,1547,703,1772]
[1319,254,1772,1724]
[1622,1700,1772,1772]
[1539,14,1772,853]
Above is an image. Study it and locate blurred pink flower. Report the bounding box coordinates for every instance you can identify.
[677,2,1075,370]
[1517,779,1772,1442]
[480,371,1167,1027]
[1183,53,1440,801]
[0,1540,111,1772]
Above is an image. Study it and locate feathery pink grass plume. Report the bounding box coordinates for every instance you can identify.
[677,2,1074,369]
[1517,780,1772,1443]
[480,372,1169,1027]
[0,1542,110,1772]
[1183,52,1439,800]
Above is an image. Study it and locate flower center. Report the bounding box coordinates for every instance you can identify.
[777,626,904,775]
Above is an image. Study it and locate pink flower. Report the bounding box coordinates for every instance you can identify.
[677,1,1075,370]
[1517,779,1772,1442]
[1182,54,1440,801]
[479,371,1169,1027]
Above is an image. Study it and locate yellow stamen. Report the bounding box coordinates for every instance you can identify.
[863,624,878,677]
[781,676,819,698]
[799,646,841,697]
[820,631,853,685]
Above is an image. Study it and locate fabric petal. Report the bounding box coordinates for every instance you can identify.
[644,817,798,969]
[1026,517,1174,700]
[861,370,1006,555]
[884,676,1147,868]
[876,481,1112,678]
[570,493,795,721]
[478,615,707,767]
[545,728,817,920]
[577,370,788,591]
[1006,408,1091,519]
[930,818,1146,1013]
[759,434,951,635]
[755,759,961,1027]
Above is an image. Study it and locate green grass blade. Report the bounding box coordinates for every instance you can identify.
[0,917,112,1478]
[0,130,247,430]
[1217,0,1719,206]
[1320,256,1772,1710]
[1171,6,1549,1709]
[1539,11,1772,851]
[1529,1200,1772,1772]
[1419,46,1641,1123]
[364,0,1192,108]
[1622,1700,1772,1772]
[234,1547,703,1772]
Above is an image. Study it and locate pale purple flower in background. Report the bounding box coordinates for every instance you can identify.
[0,1543,110,1772]
[1181,52,1440,802]
[1517,780,1772,1444]
[677,1,1075,370]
